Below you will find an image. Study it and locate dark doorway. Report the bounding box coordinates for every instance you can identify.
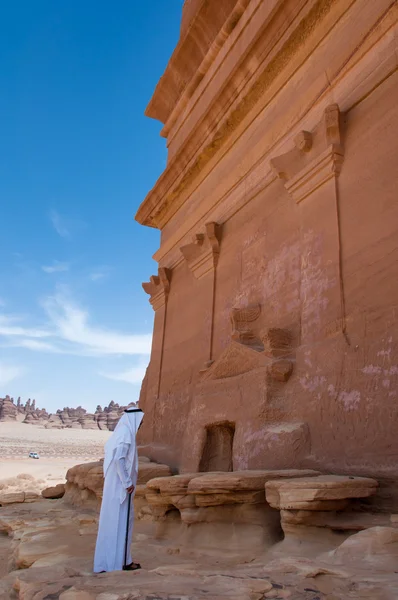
[199,421,235,472]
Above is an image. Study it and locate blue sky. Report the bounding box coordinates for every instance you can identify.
[0,1,183,413]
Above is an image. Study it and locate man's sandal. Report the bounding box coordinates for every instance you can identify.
[122,562,141,571]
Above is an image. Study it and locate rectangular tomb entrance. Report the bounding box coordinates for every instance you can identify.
[199,421,235,472]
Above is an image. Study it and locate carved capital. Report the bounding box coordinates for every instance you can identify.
[262,328,292,358]
[270,104,344,203]
[230,304,263,351]
[180,222,222,279]
[142,267,171,311]
[268,359,294,383]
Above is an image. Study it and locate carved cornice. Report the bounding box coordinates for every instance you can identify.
[180,222,222,279]
[142,267,171,311]
[161,0,251,139]
[146,0,243,126]
[135,0,345,229]
[270,104,344,203]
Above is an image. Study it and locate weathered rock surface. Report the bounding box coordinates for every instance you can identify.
[1,495,398,600]
[42,484,66,499]
[266,475,378,510]
[0,395,17,421]
[146,470,322,552]
[135,0,398,498]
[328,526,398,572]
[147,470,321,517]
[0,492,25,505]
[0,491,40,506]
[64,459,172,511]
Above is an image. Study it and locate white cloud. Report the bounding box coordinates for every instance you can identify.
[14,339,60,352]
[0,289,152,359]
[89,272,106,282]
[0,315,50,339]
[49,210,70,238]
[88,266,110,283]
[0,362,24,386]
[42,289,152,356]
[42,261,70,274]
[100,362,148,385]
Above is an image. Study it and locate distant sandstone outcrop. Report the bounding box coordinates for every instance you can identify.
[0,395,126,431]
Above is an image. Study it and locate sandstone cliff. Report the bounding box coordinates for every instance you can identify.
[0,396,127,431]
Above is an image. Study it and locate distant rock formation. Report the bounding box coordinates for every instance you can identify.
[0,395,18,422]
[0,396,128,431]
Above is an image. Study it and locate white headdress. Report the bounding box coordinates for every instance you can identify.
[103,408,144,477]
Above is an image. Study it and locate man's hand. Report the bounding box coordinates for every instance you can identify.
[126,485,135,494]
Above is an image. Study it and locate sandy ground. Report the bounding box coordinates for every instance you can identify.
[0,422,111,494]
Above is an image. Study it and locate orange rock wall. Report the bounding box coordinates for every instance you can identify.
[137,0,398,478]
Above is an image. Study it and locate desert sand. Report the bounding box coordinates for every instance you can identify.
[0,422,111,495]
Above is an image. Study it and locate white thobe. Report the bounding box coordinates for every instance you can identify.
[93,442,138,572]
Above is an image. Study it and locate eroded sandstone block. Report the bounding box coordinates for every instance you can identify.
[64,460,172,512]
[0,492,25,505]
[145,469,322,551]
[266,475,378,510]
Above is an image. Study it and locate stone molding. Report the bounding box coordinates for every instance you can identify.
[145,0,246,127]
[180,222,222,279]
[161,0,252,139]
[142,267,171,311]
[270,104,344,202]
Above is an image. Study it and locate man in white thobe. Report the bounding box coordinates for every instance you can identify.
[94,406,144,573]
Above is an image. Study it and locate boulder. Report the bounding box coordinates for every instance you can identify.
[329,526,398,572]
[64,462,103,510]
[42,484,66,499]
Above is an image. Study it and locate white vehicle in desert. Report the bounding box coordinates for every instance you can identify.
[28,452,40,459]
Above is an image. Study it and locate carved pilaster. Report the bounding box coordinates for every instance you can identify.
[180,222,222,279]
[142,267,171,311]
[270,104,347,343]
[180,222,222,366]
[142,267,171,399]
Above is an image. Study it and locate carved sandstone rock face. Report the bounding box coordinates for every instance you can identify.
[265,475,378,510]
[0,473,395,599]
[145,469,321,523]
